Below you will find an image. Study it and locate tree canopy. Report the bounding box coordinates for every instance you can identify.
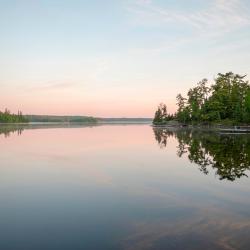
[153,72,250,125]
[153,103,175,125]
[0,109,28,123]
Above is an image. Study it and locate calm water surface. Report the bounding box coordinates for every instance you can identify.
[0,124,250,250]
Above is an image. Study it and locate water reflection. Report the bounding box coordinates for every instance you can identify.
[0,125,23,137]
[153,128,250,181]
[0,123,138,138]
[1,125,250,249]
[0,123,101,138]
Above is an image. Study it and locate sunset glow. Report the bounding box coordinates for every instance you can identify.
[1,0,250,117]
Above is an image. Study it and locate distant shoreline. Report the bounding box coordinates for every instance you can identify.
[0,116,153,125]
[0,120,153,125]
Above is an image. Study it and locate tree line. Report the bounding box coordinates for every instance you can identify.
[0,110,98,123]
[0,109,28,123]
[153,72,250,125]
[26,115,97,123]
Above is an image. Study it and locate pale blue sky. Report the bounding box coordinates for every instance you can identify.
[1,0,250,117]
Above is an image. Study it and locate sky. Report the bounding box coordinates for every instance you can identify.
[1,0,250,117]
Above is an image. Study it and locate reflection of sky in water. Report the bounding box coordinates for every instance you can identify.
[0,125,250,250]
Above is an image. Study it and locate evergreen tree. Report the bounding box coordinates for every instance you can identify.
[154,72,250,125]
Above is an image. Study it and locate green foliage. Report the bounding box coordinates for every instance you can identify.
[174,72,250,124]
[0,109,28,123]
[0,111,97,124]
[153,103,175,124]
[26,115,97,123]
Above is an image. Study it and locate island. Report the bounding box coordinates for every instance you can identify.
[153,72,250,126]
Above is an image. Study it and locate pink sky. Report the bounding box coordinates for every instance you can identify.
[1,0,249,117]
[0,85,177,117]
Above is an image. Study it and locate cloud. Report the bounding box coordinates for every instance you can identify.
[123,0,250,57]
[126,0,250,33]
[121,203,250,250]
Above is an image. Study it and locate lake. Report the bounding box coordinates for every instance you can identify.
[0,124,250,250]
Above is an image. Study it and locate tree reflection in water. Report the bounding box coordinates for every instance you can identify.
[153,128,250,181]
[0,126,23,137]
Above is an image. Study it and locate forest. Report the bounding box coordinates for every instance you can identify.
[153,72,250,125]
[0,111,98,123]
[25,115,97,123]
[0,109,28,123]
